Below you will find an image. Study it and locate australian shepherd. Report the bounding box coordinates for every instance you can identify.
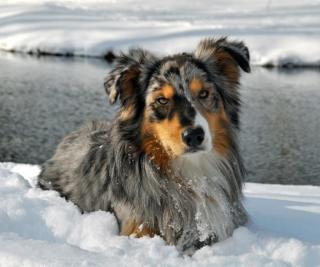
[38,37,250,253]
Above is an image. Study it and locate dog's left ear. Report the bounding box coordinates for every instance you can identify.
[194,38,250,128]
[194,37,250,75]
[104,49,157,105]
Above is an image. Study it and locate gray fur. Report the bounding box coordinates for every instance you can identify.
[38,37,250,253]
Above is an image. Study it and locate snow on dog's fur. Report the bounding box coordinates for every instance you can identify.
[38,37,250,253]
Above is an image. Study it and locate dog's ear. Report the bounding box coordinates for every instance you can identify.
[194,37,250,77]
[194,38,250,128]
[104,49,156,105]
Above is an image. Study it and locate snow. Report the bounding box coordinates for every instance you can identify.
[0,0,319,66]
[0,162,320,267]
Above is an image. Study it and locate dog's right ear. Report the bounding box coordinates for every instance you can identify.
[104,49,156,105]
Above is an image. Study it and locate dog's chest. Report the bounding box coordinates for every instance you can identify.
[172,154,236,241]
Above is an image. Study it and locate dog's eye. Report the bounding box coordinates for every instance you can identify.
[198,90,209,99]
[156,97,169,105]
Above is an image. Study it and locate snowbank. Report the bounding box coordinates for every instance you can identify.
[0,162,319,267]
[0,0,319,66]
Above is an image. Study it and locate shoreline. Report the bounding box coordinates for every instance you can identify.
[1,48,319,69]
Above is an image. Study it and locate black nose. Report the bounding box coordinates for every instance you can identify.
[182,127,205,148]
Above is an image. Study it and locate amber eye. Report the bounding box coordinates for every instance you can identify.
[156,97,169,105]
[198,89,209,99]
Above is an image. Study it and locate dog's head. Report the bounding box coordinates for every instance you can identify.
[104,38,250,169]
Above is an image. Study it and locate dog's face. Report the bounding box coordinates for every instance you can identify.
[105,38,250,168]
[142,61,217,157]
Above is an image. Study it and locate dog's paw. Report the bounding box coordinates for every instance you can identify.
[194,234,218,249]
[176,230,218,255]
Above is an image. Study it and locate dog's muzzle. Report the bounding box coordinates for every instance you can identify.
[182,127,205,150]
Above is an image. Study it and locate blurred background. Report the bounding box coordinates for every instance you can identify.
[0,0,319,185]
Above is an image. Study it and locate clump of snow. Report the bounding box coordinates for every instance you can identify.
[0,162,320,266]
[0,0,319,66]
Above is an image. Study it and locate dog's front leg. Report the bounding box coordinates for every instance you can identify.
[120,219,160,238]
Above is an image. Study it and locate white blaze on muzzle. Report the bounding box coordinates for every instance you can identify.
[195,111,213,152]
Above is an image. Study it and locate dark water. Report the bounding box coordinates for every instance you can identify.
[0,53,320,185]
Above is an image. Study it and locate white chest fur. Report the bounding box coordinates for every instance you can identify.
[172,151,240,241]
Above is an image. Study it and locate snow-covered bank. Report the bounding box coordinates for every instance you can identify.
[0,0,319,67]
[0,162,320,267]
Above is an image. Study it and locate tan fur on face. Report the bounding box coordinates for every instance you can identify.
[189,78,231,156]
[146,84,175,106]
[203,106,231,156]
[142,84,187,168]
[161,84,175,99]
[141,127,171,171]
[142,113,186,168]
[143,81,231,164]
[189,78,204,94]
[153,114,186,156]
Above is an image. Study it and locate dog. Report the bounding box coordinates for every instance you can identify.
[38,37,250,253]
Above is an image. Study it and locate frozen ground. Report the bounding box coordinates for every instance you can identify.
[0,0,319,66]
[0,162,319,267]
